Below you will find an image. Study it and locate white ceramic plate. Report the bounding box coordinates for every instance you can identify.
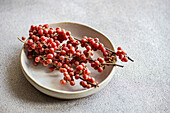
[20,22,116,99]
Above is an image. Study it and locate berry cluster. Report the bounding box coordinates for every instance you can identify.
[18,24,133,88]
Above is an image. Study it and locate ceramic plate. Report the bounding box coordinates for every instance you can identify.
[20,22,116,99]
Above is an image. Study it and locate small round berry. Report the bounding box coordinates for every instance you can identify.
[69,72,74,76]
[87,84,92,89]
[119,54,123,60]
[47,59,52,64]
[76,65,84,70]
[86,46,91,51]
[38,30,43,36]
[88,77,95,83]
[75,61,79,65]
[22,36,26,40]
[47,53,53,59]
[48,38,54,43]
[81,81,87,87]
[122,57,128,62]
[60,79,67,85]
[116,50,122,56]
[59,56,65,61]
[31,44,36,49]
[93,43,99,49]
[81,63,86,67]
[81,38,87,43]
[64,72,69,77]
[28,39,33,45]
[66,31,71,36]
[117,47,122,50]
[70,81,75,86]
[95,60,100,66]
[61,50,66,55]
[97,57,105,63]
[81,55,86,61]
[75,74,80,79]
[57,62,62,67]
[43,29,48,34]
[94,38,99,42]
[83,74,89,80]
[98,67,103,72]
[43,24,49,28]
[35,57,40,62]
[43,61,48,66]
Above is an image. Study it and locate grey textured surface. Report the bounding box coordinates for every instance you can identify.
[0,0,170,113]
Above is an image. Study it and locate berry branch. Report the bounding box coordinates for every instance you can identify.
[18,24,134,89]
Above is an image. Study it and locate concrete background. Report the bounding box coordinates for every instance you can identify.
[0,0,170,113]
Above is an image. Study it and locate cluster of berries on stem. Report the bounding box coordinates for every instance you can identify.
[18,24,133,88]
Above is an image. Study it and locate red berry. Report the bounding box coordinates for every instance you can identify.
[95,60,100,66]
[122,57,128,62]
[34,36,39,41]
[83,74,89,80]
[94,38,99,42]
[93,43,99,49]
[60,79,66,85]
[81,81,87,87]
[48,38,54,43]
[84,68,90,75]
[66,31,71,36]
[59,56,65,61]
[64,72,68,76]
[116,50,122,56]
[43,61,48,66]
[47,59,52,64]
[75,61,79,65]
[119,54,123,60]
[122,51,126,55]
[69,72,74,76]
[81,55,86,61]
[43,24,49,28]
[35,57,40,62]
[97,57,104,63]
[48,29,54,34]
[61,50,66,55]
[28,39,33,45]
[75,74,80,79]
[98,67,103,72]
[38,30,43,36]
[86,46,91,51]
[81,38,87,43]
[81,63,86,67]
[76,65,84,70]
[22,36,26,40]
[31,44,36,49]
[49,48,54,53]
[57,62,62,67]
[70,81,75,86]
[117,47,122,50]
[47,53,53,59]
[30,25,34,30]
[87,84,92,88]
[88,77,95,83]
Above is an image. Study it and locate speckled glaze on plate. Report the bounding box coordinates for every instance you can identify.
[20,22,116,99]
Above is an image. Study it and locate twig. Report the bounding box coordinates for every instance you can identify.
[17,37,26,43]
[79,77,99,87]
